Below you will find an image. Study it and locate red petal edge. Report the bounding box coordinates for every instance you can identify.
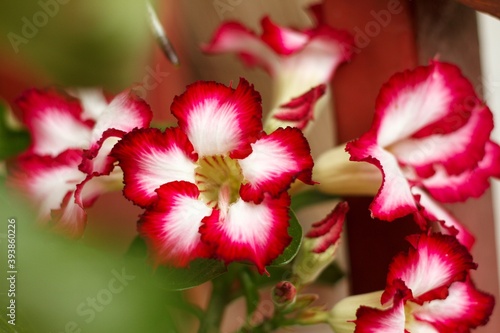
[171,78,262,159]
[239,127,315,204]
[382,233,477,305]
[111,127,198,208]
[200,192,292,274]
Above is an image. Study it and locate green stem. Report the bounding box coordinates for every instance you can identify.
[237,310,295,333]
[234,294,330,332]
[198,277,231,333]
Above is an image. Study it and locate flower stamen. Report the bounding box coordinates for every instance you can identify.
[195,155,243,209]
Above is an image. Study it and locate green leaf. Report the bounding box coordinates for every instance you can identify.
[0,102,30,160]
[155,258,227,291]
[315,262,345,286]
[125,234,149,259]
[126,236,227,291]
[270,211,302,267]
[291,189,339,212]
[1,215,177,332]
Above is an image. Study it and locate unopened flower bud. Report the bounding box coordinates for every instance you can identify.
[293,293,319,311]
[264,85,328,134]
[294,307,330,325]
[272,281,297,307]
[328,291,383,333]
[314,144,381,196]
[292,202,349,286]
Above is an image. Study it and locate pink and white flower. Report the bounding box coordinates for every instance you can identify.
[111,79,315,273]
[346,61,500,229]
[203,5,353,133]
[329,233,494,333]
[9,88,152,237]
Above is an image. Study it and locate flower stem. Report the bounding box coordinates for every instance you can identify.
[198,277,231,333]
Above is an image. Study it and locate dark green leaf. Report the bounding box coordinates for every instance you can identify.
[291,189,339,212]
[0,102,30,160]
[315,262,345,286]
[126,236,227,291]
[270,211,302,267]
[125,235,149,259]
[155,258,227,291]
[254,266,292,285]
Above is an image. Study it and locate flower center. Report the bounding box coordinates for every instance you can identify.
[195,155,244,209]
[403,301,418,328]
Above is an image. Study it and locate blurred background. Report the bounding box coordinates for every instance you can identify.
[0,0,499,332]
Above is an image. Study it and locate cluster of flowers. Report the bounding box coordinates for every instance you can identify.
[7,4,497,332]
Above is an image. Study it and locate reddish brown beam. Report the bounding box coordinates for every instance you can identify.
[454,0,500,18]
[321,0,419,294]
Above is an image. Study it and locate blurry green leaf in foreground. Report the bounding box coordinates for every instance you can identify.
[0,0,152,89]
[0,102,30,160]
[0,185,185,333]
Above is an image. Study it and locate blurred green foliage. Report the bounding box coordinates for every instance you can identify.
[0,102,30,160]
[0,0,153,89]
[0,182,190,332]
